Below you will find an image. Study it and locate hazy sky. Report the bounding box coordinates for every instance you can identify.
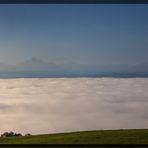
[0,4,148,65]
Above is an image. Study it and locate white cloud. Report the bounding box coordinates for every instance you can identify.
[0,78,148,135]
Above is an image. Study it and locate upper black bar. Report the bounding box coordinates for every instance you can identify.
[0,0,147,4]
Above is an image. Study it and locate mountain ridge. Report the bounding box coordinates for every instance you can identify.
[0,57,148,77]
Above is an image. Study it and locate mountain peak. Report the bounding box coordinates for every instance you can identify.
[19,58,56,67]
[21,57,46,63]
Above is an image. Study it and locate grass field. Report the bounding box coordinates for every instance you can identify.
[0,129,148,144]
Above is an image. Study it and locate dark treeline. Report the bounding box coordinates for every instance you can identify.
[1,131,31,137]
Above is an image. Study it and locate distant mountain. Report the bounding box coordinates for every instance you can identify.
[10,57,73,77]
[15,57,58,72]
[0,58,148,78]
[19,57,54,67]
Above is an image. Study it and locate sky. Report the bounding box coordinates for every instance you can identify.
[0,4,148,66]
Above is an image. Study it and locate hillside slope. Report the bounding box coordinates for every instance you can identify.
[0,129,148,144]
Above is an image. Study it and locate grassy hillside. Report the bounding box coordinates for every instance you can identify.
[0,129,148,144]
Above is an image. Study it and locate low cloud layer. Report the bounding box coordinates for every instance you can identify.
[0,78,148,135]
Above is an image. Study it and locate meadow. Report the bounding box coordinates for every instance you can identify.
[0,129,148,144]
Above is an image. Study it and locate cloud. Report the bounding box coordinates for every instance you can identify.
[0,78,148,134]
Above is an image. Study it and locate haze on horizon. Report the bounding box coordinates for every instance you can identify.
[0,4,148,75]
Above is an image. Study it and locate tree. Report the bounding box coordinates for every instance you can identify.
[1,132,22,137]
[25,133,31,136]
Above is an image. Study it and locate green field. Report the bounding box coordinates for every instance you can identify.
[0,129,148,144]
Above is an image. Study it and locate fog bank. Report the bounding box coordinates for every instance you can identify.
[0,78,148,135]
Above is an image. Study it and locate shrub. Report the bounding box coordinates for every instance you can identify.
[25,133,31,136]
[1,132,22,137]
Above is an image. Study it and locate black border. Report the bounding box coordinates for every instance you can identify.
[0,0,147,4]
[1,144,148,147]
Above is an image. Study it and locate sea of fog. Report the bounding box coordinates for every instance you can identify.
[0,78,148,135]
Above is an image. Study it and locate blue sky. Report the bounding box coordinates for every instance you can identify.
[0,4,147,66]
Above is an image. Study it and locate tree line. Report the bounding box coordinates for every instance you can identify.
[1,131,31,137]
